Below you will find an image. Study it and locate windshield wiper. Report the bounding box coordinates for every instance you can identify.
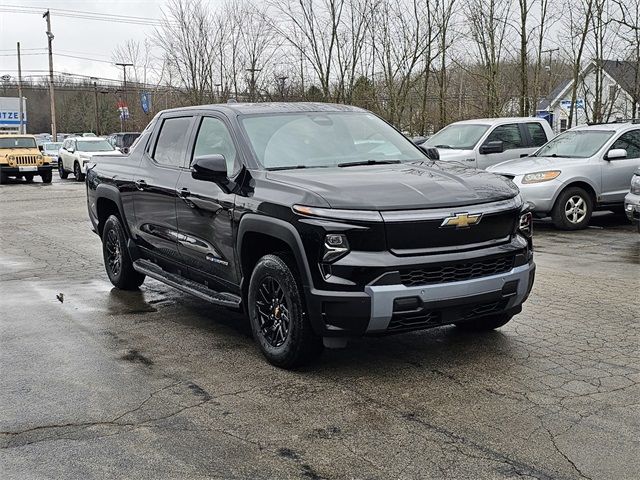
[434,144,452,149]
[337,159,401,167]
[266,165,309,171]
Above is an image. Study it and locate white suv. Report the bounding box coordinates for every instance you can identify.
[58,137,121,181]
[423,117,554,169]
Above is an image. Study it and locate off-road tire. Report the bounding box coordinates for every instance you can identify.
[41,170,52,183]
[0,171,7,184]
[552,187,593,230]
[248,253,323,368]
[58,160,68,179]
[102,215,145,290]
[455,313,514,331]
[24,173,34,183]
[74,161,85,182]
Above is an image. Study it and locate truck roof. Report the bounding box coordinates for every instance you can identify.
[451,117,546,126]
[160,102,366,116]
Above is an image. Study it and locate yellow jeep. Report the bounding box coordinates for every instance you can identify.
[0,134,52,184]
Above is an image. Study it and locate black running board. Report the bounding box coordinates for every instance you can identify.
[133,259,241,308]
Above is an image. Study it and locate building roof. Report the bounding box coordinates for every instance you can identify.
[538,60,639,111]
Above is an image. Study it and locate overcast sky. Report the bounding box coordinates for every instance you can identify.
[0,0,173,82]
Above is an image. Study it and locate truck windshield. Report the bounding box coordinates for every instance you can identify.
[424,124,489,150]
[77,140,114,152]
[0,137,37,149]
[241,112,424,170]
[534,130,614,158]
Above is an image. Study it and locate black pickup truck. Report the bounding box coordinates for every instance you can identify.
[86,103,535,368]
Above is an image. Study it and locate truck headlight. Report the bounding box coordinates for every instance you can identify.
[323,233,350,263]
[631,175,640,195]
[522,170,561,184]
[519,212,533,237]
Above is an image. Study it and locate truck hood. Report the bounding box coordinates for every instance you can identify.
[488,156,583,175]
[434,148,474,162]
[266,161,518,210]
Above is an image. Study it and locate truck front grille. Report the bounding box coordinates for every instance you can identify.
[13,155,40,166]
[399,254,515,287]
[387,310,442,333]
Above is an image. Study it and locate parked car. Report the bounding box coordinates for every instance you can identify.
[58,137,121,182]
[488,122,640,230]
[86,102,535,368]
[0,134,52,184]
[40,141,62,167]
[106,132,141,152]
[423,117,554,169]
[624,167,640,233]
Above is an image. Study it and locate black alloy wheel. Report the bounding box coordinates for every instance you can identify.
[255,276,291,348]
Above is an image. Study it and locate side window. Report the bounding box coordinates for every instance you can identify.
[485,124,526,150]
[611,130,640,159]
[192,117,237,174]
[152,116,193,168]
[526,122,548,147]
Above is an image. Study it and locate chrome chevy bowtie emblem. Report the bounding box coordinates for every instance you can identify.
[440,212,483,228]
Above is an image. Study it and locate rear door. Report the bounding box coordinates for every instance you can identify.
[132,114,195,274]
[476,123,531,169]
[175,115,240,290]
[601,128,640,203]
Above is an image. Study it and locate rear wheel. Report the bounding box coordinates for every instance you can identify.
[58,160,68,179]
[41,170,52,184]
[74,161,85,182]
[102,215,145,290]
[552,187,593,230]
[248,254,323,368]
[455,313,513,332]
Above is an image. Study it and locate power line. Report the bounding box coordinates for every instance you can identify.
[0,5,166,26]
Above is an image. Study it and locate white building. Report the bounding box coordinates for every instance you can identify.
[537,60,639,133]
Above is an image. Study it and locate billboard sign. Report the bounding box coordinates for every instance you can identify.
[0,97,27,129]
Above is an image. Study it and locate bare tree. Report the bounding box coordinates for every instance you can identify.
[612,0,640,119]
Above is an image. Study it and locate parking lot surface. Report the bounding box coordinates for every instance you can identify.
[1,176,639,480]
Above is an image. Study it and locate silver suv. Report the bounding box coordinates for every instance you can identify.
[488,122,640,230]
[625,168,640,232]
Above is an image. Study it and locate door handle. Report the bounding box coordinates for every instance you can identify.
[135,179,147,191]
[178,187,191,198]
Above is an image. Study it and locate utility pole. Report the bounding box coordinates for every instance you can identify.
[277,76,288,101]
[115,62,133,131]
[246,67,262,102]
[43,10,57,140]
[17,42,24,134]
[542,47,560,96]
[91,79,99,135]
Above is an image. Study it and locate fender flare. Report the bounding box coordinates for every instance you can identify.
[95,184,131,237]
[237,214,314,289]
[551,177,600,208]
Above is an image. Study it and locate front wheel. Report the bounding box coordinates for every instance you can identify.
[41,170,52,184]
[552,187,593,230]
[74,161,85,182]
[455,313,514,332]
[248,254,323,368]
[24,173,34,183]
[58,160,68,179]
[102,215,145,290]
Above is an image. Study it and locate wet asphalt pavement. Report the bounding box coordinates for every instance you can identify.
[1,175,639,480]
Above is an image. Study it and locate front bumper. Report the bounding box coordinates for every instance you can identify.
[0,164,52,176]
[624,192,640,226]
[306,257,536,337]
[512,178,562,214]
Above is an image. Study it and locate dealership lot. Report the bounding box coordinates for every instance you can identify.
[1,177,638,479]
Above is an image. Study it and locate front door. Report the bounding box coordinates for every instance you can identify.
[176,116,239,290]
[476,123,532,169]
[601,129,640,203]
[133,115,194,274]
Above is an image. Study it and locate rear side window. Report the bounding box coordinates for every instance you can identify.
[611,130,640,159]
[153,117,193,167]
[526,122,548,147]
[485,124,526,150]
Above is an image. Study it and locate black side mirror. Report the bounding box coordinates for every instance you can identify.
[419,145,440,160]
[121,147,130,155]
[479,140,504,155]
[191,154,228,182]
[38,145,44,152]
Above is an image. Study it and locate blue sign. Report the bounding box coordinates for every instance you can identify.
[140,92,151,114]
